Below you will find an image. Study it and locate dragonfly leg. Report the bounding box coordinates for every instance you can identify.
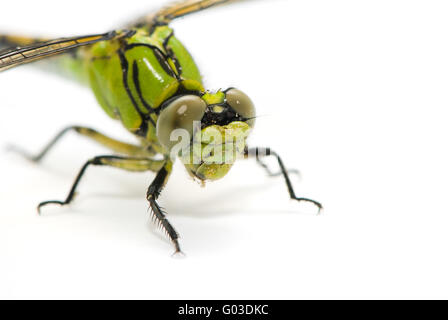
[146,161,182,255]
[245,147,323,212]
[7,125,155,162]
[38,155,165,213]
[255,157,302,179]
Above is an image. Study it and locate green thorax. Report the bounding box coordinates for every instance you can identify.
[78,26,204,151]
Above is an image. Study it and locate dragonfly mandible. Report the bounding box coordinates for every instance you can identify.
[0,0,322,254]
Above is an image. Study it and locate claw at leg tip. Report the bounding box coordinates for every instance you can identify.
[317,206,323,215]
[172,249,186,258]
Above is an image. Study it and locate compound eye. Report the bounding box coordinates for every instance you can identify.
[226,88,256,127]
[156,95,207,150]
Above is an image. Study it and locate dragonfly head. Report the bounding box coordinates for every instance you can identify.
[156,88,256,181]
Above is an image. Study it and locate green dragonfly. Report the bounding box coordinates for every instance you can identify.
[0,0,321,254]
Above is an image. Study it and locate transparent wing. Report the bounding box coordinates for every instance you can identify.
[0,31,127,72]
[132,0,240,27]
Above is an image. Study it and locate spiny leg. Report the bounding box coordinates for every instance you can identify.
[38,155,181,253]
[245,147,322,212]
[146,161,182,254]
[38,155,165,212]
[7,126,155,163]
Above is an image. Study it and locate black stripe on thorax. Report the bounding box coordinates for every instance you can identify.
[162,31,183,77]
[124,43,180,80]
[118,49,153,137]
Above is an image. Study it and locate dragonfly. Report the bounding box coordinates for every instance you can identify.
[0,0,322,254]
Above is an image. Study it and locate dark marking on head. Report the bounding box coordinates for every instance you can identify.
[200,104,247,129]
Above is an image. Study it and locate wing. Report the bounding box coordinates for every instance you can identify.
[132,0,240,27]
[0,30,129,72]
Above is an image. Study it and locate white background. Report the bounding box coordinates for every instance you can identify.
[1,0,448,299]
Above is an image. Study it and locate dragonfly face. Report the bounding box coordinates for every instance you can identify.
[156,88,255,181]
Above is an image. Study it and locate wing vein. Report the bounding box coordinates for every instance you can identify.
[0,31,121,72]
